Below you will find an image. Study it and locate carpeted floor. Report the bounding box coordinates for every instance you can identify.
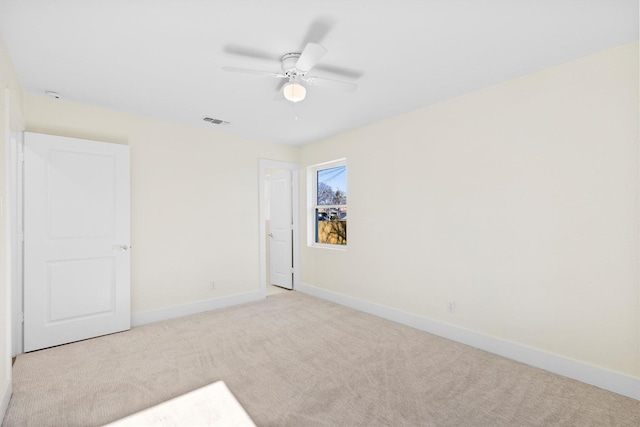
[3,292,639,426]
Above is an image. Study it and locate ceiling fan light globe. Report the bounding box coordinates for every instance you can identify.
[283,82,306,103]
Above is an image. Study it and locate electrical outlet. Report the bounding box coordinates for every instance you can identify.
[210,281,216,290]
[447,301,456,313]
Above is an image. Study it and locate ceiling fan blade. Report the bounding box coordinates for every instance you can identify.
[301,17,335,46]
[275,79,288,92]
[313,64,363,80]
[221,66,286,79]
[295,42,327,72]
[223,45,279,62]
[305,76,357,92]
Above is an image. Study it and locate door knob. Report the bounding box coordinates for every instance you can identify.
[268,233,273,237]
[113,244,129,252]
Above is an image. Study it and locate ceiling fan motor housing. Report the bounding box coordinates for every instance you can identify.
[281,53,302,76]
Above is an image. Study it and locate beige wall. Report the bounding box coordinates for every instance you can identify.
[299,42,639,378]
[0,35,24,418]
[24,95,298,313]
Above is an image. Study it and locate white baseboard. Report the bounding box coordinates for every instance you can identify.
[0,378,11,424]
[296,282,640,400]
[131,291,264,327]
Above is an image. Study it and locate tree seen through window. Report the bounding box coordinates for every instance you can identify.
[315,165,346,245]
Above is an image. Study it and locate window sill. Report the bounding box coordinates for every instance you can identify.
[310,243,347,251]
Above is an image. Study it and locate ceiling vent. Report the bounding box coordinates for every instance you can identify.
[203,117,230,125]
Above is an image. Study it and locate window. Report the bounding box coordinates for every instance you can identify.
[311,160,347,246]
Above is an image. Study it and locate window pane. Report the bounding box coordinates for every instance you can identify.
[316,207,347,245]
[317,166,346,205]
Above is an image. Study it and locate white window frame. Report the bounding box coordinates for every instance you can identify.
[308,158,347,249]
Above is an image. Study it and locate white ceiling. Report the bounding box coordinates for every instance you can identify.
[0,0,637,145]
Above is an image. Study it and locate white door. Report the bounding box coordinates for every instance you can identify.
[23,132,131,352]
[269,171,293,289]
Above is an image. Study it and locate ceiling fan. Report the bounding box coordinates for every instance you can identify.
[222,42,358,103]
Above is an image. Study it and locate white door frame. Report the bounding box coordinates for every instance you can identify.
[8,131,23,357]
[259,159,299,296]
[4,88,24,358]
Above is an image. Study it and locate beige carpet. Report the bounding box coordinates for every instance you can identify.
[3,292,639,426]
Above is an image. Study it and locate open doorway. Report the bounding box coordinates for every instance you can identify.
[258,160,299,298]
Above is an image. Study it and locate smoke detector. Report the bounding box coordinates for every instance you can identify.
[45,91,61,99]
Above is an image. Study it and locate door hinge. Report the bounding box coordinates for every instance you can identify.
[18,312,24,323]
[18,151,24,162]
[18,230,24,242]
